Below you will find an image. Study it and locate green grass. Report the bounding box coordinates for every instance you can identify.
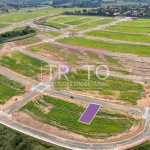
[54,70,144,104]
[15,36,41,46]
[0,124,64,150]
[21,95,136,138]
[43,31,61,37]
[0,52,48,80]
[0,74,26,104]
[42,22,67,29]
[65,17,97,25]
[0,12,46,23]
[48,15,81,23]
[0,23,10,29]
[0,8,91,23]
[129,140,150,150]
[57,37,150,56]
[86,30,150,43]
[119,20,150,27]
[134,18,150,21]
[69,19,114,31]
[107,25,150,33]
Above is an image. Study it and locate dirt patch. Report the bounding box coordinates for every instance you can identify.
[12,110,144,143]
[12,112,92,142]
[11,92,144,143]
[137,83,150,107]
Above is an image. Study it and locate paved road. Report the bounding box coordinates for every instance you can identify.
[5,91,38,114]
[0,14,56,34]
[77,18,128,34]
[0,67,35,86]
[1,69,149,150]
[9,43,60,65]
[49,89,143,114]
[0,110,150,150]
[1,16,150,149]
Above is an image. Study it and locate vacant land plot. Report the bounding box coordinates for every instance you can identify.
[54,70,144,104]
[0,74,26,104]
[0,51,48,80]
[69,19,114,32]
[48,15,81,23]
[42,22,67,29]
[86,30,150,43]
[21,95,138,138]
[15,36,41,46]
[119,19,150,27]
[29,43,129,74]
[106,25,150,33]
[65,17,98,25]
[0,13,46,23]
[42,31,61,37]
[57,37,150,55]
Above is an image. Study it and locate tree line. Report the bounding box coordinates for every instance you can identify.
[0,26,36,44]
[63,4,150,17]
[0,124,65,150]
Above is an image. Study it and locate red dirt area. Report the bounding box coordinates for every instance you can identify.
[0,43,12,55]
[34,19,45,25]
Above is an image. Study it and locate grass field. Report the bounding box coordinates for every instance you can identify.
[47,15,81,23]
[42,31,61,37]
[42,21,67,29]
[0,8,90,23]
[57,37,150,56]
[15,36,41,46]
[0,74,26,104]
[21,95,137,138]
[86,30,150,43]
[54,70,144,104]
[69,19,114,32]
[65,17,98,25]
[0,52,48,81]
[29,43,129,75]
[0,13,45,23]
[119,19,150,27]
[106,25,150,33]
[0,23,10,29]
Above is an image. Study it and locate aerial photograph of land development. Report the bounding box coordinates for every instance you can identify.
[0,0,150,149]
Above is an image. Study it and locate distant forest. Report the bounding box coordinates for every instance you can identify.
[0,0,150,8]
[53,0,150,7]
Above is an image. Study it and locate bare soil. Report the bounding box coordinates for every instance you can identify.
[11,92,144,143]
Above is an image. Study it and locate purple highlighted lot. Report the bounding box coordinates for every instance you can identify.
[78,103,101,124]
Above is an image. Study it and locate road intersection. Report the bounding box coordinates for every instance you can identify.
[0,16,150,150]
